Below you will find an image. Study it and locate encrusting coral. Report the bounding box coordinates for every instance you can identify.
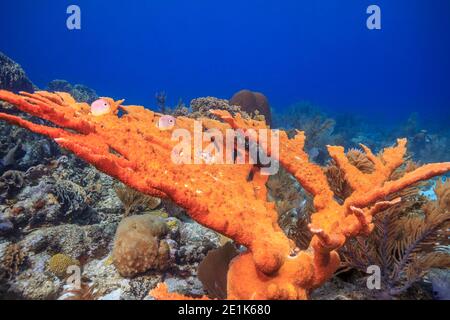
[48,253,80,278]
[0,90,449,300]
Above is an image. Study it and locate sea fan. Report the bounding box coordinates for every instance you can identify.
[340,177,450,297]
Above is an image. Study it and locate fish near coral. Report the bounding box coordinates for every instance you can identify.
[90,98,111,116]
[157,115,176,131]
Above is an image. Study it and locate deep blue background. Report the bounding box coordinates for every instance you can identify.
[1,0,449,125]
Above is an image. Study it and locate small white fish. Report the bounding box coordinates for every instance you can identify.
[90,99,111,116]
[158,115,176,130]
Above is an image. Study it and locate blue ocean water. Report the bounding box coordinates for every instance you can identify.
[1,0,449,127]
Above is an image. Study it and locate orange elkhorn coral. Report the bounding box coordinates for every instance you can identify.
[0,90,449,300]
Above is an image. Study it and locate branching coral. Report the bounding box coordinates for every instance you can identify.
[0,90,449,300]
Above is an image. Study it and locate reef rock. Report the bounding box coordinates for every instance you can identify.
[0,52,34,93]
[176,221,220,264]
[78,255,165,300]
[0,122,60,173]
[20,222,116,260]
[0,214,14,236]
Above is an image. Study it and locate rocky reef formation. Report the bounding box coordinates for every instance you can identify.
[0,52,447,300]
[47,80,98,104]
[0,52,34,93]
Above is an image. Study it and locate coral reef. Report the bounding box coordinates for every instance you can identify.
[0,52,34,93]
[188,96,251,120]
[112,214,170,277]
[0,132,212,299]
[0,90,448,300]
[47,80,98,104]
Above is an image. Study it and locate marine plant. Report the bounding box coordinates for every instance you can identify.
[1,243,26,279]
[0,90,449,300]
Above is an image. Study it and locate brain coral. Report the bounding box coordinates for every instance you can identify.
[229,89,271,125]
[112,214,170,277]
[48,253,79,278]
